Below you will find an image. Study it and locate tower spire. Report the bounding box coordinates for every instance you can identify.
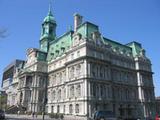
[48,0,53,16]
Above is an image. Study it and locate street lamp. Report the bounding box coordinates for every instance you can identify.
[42,76,48,120]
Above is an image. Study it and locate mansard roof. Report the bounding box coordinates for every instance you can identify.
[42,15,146,62]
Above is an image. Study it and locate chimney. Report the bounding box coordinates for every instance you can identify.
[74,13,83,32]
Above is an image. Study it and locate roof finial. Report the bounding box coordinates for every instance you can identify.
[48,0,53,16]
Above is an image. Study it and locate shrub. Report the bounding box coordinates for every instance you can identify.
[48,113,64,119]
[55,113,59,119]
[59,113,64,119]
[48,113,55,118]
[36,112,42,115]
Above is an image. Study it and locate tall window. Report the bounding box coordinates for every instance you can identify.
[93,84,96,97]
[69,104,73,114]
[70,67,74,78]
[63,88,66,99]
[76,64,81,77]
[100,85,104,98]
[75,104,79,113]
[92,64,96,77]
[52,91,56,100]
[77,51,80,57]
[57,105,60,113]
[58,89,61,100]
[59,73,62,84]
[71,53,74,59]
[100,66,103,78]
[70,86,74,98]
[63,105,65,113]
[51,106,54,113]
[48,76,51,86]
[76,84,81,97]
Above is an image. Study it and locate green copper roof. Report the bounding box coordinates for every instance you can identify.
[77,21,99,38]
[103,37,133,56]
[44,13,56,24]
[43,4,56,24]
[47,31,73,61]
[43,15,146,61]
[126,41,143,57]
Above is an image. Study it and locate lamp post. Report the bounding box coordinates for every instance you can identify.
[42,76,48,120]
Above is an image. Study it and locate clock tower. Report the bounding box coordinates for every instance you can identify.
[40,4,57,52]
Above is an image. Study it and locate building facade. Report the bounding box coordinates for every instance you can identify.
[1,6,156,119]
[2,59,25,106]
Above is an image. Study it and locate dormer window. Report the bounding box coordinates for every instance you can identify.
[61,47,65,52]
[55,50,59,56]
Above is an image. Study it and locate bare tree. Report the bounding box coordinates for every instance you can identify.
[0,28,7,38]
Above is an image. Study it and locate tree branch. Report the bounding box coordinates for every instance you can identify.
[0,28,8,38]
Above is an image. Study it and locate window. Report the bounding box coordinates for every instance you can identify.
[93,84,96,97]
[70,67,74,78]
[59,73,62,84]
[58,89,61,100]
[69,104,73,114]
[100,85,104,97]
[57,105,60,113]
[77,51,80,57]
[71,53,74,59]
[52,91,56,100]
[51,106,54,113]
[92,64,96,77]
[100,66,103,78]
[48,76,51,86]
[75,104,79,113]
[70,86,74,98]
[63,88,66,99]
[76,84,81,97]
[76,64,81,77]
[63,105,65,113]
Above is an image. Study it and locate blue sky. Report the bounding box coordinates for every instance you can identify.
[0,0,160,96]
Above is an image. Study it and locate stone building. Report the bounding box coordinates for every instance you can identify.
[2,59,25,106]
[1,5,156,119]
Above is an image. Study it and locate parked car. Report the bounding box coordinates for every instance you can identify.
[155,114,160,120]
[0,109,5,119]
[93,111,117,120]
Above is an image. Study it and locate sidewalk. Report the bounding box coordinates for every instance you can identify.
[6,114,51,120]
[6,114,90,120]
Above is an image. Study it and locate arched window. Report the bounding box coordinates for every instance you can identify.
[57,105,60,113]
[76,84,81,97]
[93,84,96,97]
[100,85,104,98]
[76,64,81,77]
[51,106,54,113]
[75,104,79,113]
[64,88,66,99]
[70,67,74,78]
[58,89,61,100]
[63,105,65,113]
[52,90,56,100]
[100,66,103,78]
[92,64,96,77]
[69,104,73,114]
[48,76,51,86]
[70,86,74,98]
[59,72,62,83]
[20,92,23,104]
